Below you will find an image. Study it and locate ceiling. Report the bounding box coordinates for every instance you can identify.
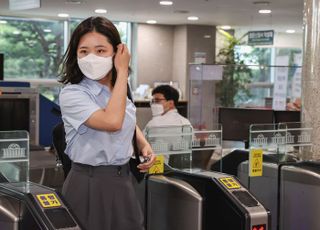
[0,0,303,33]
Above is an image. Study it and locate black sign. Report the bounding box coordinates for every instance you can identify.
[248,30,274,46]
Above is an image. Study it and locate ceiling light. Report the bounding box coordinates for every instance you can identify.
[44,29,52,33]
[203,35,211,39]
[220,25,232,30]
[159,1,173,6]
[146,20,157,24]
[0,20,7,24]
[286,29,296,34]
[57,13,69,18]
[95,9,107,14]
[259,9,272,14]
[187,16,199,21]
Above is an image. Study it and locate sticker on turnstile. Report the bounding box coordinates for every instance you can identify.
[148,155,164,174]
[219,177,241,189]
[249,148,263,177]
[36,193,61,208]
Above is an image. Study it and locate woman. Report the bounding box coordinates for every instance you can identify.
[58,16,156,230]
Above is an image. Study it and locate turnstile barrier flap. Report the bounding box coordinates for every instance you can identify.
[0,131,29,183]
[250,122,313,162]
[147,175,202,230]
[145,125,193,155]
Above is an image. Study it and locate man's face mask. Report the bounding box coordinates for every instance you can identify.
[150,103,164,117]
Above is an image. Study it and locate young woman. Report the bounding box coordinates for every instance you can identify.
[59,16,155,230]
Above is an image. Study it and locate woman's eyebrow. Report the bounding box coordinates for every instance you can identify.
[95,45,107,48]
[78,46,88,49]
[78,45,107,49]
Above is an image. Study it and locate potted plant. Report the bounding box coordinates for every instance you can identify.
[215,29,252,107]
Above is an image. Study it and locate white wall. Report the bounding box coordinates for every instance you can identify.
[136,24,216,100]
[172,25,187,99]
[136,24,174,87]
[274,32,302,48]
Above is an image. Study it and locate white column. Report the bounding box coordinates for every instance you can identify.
[302,0,320,159]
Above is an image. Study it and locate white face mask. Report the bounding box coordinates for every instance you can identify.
[150,104,164,117]
[77,53,113,80]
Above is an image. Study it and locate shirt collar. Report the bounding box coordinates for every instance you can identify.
[81,77,110,95]
[164,109,178,115]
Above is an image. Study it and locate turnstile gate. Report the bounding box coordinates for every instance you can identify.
[238,161,280,230]
[280,162,320,230]
[237,157,320,230]
[147,175,202,230]
[146,169,270,230]
[0,181,81,230]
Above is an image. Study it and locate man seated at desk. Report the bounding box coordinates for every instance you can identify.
[145,84,190,128]
[144,85,192,169]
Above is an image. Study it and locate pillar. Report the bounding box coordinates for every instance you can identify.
[302,0,320,159]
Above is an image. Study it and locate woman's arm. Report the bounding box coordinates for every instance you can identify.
[85,44,130,131]
[136,125,156,172]
[136,125,151,151]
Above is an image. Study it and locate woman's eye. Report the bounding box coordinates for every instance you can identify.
[97,49,105,54]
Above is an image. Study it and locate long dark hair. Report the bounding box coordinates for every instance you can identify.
[59,17,121,86]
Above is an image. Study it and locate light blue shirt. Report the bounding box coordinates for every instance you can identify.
[59,78,136,166]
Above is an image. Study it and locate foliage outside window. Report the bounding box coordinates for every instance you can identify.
[216,28,302,108]
[215,29,252,107]
[0,16,130,80]
[235,46,302,107]
[0,16,131,103]
[0,17,64,79]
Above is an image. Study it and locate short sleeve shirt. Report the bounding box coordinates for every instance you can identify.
[59,78,136,166]
[144,109,191,129]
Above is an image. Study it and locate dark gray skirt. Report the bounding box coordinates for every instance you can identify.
[62,162,144,230]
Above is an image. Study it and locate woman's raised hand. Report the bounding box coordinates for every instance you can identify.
[114,43,130,75]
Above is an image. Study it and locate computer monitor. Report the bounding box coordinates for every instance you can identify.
[274,110,301,124]
[0,98,29,131]
[218,107,274,144]
[0,87,39,145]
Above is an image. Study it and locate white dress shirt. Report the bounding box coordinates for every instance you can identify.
[144,109,191,129]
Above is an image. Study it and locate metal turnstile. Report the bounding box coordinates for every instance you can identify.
[238,161,279,230]
[0,181,81,230]
[146,169,270,230]
[280,162,320,230]
[237,154,298,230]
[147,175,202,230]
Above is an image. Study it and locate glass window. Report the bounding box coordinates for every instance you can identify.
[0,16,131,103]
[0,17,64,79]
[233,46,302,107]
[0,16,131,80]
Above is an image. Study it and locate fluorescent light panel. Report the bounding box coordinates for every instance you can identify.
[286,29,295,33]
[220,25,231,30]
[57,13,69,18]
[187,16,199,21]
[259,9,272,14]
[159,1,173,6]
[146,20,157,24]
[95,9,107,14]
